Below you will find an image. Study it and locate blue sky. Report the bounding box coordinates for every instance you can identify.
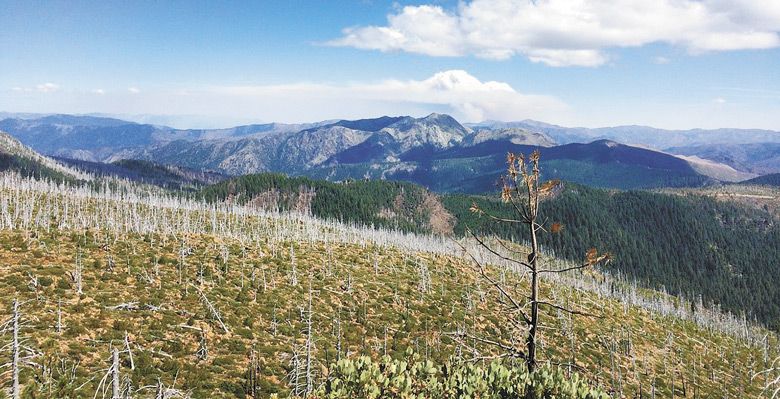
[1,0,779,129]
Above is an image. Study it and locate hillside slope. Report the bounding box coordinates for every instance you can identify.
[56,157,226,190]
[198,173,780,329]
[0,175,775,398]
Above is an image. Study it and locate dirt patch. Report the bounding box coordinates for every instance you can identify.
[420,191,456,236]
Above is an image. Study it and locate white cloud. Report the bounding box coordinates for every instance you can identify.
[92,89,105,95]
[3,71,565,126]
[713,97,727,104]
[128,87,140,94]
[653,56,671,64]
[9,83,60,93]
[329,0,780,67]
[36,83,60,93]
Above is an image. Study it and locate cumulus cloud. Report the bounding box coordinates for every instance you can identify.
[128,87,140,94]
[329,0,780,66]
[92,89,105,95]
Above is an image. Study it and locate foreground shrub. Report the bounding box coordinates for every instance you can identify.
[301,351,608,399]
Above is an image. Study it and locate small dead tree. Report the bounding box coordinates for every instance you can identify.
[457,150,609,373]
[245,349,262,398]
[304,279,315,395]
[70,251,84,295]
[94,344,135,399]
[196,331,208,361]
[56,299,63,334]
[289,245,298,287]
[192,284,229,334]
[1,299,41,399]
[124,332,135,371]
[287,345,306,398]
[416,259,432,296]
[288,278,318,398]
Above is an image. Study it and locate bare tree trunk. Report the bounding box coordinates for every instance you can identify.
[11,299,20,399]
[194,285,229,333]
[56,298,63,334]
[112,347,120,399]
[527,217,539,373]
[124,332,134,370]
[73,252,83,295]
[305,278,314,396]
[155,378,164,399]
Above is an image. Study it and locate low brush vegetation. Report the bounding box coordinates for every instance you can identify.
[0,227,776,397]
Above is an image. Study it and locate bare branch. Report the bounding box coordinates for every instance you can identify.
[536,301,602,319]
[452,236,531,326]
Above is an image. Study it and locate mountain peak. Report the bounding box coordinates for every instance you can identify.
[420,113,460,125]
[378,113,470,150]
[422,112,446,119]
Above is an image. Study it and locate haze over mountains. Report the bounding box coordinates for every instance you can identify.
[1,112,778,192]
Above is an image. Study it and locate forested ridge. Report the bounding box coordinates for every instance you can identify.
[743,173,780,186]
[201,173,442,233]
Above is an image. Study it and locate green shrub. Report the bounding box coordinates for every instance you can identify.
[311,351,608,399]
[38,275,53,287]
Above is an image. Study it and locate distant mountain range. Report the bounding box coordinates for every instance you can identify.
[470,120,780,149]
[1,113,778,192]
[0,114,326,162]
